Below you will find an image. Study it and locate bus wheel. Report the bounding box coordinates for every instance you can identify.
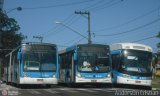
[46,85,51,88]
[146,86,152,90]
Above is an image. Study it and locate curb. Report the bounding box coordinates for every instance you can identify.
[152,88,160,90]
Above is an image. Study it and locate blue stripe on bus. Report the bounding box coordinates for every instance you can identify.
[113,71,151,80]
[20,72,56,78]
[79,73,110,79]
[111,50,121,54]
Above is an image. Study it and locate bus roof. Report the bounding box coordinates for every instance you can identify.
[21,42,56,47]
[110,43,152,52]
[59,43,109,55]
[5,42,57,57]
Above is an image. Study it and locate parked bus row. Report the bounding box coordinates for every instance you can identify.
[1,42,153,88]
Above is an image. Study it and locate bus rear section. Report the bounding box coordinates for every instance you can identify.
[3,43,58,86]
[59,44,112,87]
[110,43,153,87]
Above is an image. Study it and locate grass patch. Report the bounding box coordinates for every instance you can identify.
[152,76,160,89]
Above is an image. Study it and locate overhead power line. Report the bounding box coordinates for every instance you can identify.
[96,18,160,36]
[38,0,123,44]
[90,0,123,11]
[23,0,93,10]
[41,0,122,42]
[43,14,82,38]
[132,35,156,42]
[81,0,114,11]
[33,36,43,43]
[74,37,86,45]
[93,6,160,32]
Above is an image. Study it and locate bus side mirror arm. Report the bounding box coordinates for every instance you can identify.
[17,52,22,60]
[74,53,77,61]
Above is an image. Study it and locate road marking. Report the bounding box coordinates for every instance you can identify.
[29,90,41,94]
[92,88,104,91]
[57,88,78,93]
[59,88,73,91]
[77,89,96,93]
[67,90,78,93]
[44,89,60,94]
[91,88,116,92]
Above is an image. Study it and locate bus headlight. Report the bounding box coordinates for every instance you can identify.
[122,74,130,78]
[77,72,81,78]
[53,75,56,78]
[107,74,111,78]
[24,73,30,77]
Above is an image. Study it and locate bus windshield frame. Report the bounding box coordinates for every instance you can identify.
[121,49,152,73]
[22,45,57,72]
[77,45,111,73]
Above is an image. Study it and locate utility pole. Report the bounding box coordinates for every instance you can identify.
[33,36,43,43]
[75,11,92,44]
[0,0,4,10]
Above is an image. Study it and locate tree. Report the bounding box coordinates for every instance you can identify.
[0,10,24,58]
[157,32,160,48]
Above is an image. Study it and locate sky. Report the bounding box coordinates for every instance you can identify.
[3,0,160,52]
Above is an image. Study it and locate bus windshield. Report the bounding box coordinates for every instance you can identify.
[78,51,110,72]
[23,51,56,72]
[122,50,152,73]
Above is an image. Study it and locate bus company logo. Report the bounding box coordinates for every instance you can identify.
[2,89,7,96]
[1,89,19,96]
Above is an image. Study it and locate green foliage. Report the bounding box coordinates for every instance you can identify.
[157,32,160,38]
[0,11,20,32]
[0,10,23,57]
[157,32,160,48]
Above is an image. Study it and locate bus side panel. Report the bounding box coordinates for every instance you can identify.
[8,54,12,83]
[12,64,16,83]
[59,69,66,83]
[66,69,71,84]
[12,61,20,84]
[19,57,24,84]
[71,55,75,83]
[11,65,14,83]
[59,52,73,84]
[3,67,8,82]
[112,70,117,84]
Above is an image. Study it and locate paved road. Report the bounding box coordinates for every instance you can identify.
[0,84,159,96]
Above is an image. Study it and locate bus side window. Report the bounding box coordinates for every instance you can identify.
[61,55,66,69]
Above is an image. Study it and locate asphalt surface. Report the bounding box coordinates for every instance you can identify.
[0,84,159,96]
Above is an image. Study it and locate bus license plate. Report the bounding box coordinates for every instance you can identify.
[91,80,97,83]
[37,79,43,82]
[135,81,141,83]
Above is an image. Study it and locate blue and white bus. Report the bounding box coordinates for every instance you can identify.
[110,43,152,87]
[3,42,58,86]
[58,44,112,86]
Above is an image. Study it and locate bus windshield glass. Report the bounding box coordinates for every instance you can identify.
[23,51,56,72]
[77,45,110,72]
[122,50,152,73]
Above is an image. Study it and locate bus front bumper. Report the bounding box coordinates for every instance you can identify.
[117,76,152,86]
[19,77,58,84]
[75,77,112,83]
